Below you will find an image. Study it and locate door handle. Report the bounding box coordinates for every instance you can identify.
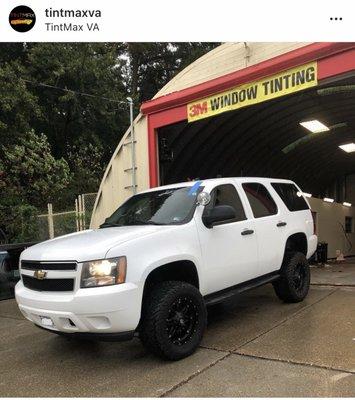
[241,229,254,236]
[277,221,287,227]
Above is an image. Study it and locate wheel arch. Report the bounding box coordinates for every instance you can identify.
[284,232,308,257]
[141,259,200,300]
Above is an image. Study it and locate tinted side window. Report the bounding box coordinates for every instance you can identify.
[242,183,277,218]
[203,184,246,223]
[271,183,309,211]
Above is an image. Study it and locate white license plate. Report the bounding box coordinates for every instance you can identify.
[40,317,54,327]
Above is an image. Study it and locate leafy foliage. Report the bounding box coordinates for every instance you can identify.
[62,142,104,207]
[0,42,220,243]
[1,130,70,207]
[121,43,219,105]
[25,43,127,160]
[0,63,41,147]
[0,130,70,241]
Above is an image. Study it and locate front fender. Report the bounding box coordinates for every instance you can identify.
[105,223,204,292]
[140,253,202,286]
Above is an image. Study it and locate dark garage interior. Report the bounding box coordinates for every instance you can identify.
[158,74,355,202]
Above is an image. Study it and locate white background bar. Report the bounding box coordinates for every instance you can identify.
[1,0,355,42]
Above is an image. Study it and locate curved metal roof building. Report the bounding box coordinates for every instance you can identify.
[91,42,355,229]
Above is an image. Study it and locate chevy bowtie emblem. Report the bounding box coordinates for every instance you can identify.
[34,270,47,280]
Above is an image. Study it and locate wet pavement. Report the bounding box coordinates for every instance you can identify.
[311,263,355,286]
[0,268,354,397]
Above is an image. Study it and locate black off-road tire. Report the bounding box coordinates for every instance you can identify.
[139,281,207,360]
[273,251,310,303]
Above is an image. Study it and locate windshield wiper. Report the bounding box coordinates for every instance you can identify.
[100,220,167,228]
[127,220,166,226]
[99,222,121,228]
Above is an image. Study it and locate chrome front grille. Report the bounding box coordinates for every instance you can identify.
[21,260,77,292]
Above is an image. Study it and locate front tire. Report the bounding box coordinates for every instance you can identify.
[273,251,310,303]
[139,281,207,360]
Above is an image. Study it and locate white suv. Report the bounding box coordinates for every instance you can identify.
[16,178,317,360]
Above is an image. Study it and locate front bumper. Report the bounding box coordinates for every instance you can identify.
[36,325,135,341]
[15,280,141,334]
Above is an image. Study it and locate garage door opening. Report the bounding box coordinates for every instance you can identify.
[157,74,355,199]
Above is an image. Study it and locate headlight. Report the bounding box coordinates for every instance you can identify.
[80,257,127,288]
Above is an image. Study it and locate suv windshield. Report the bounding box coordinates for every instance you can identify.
[100,186,202,227]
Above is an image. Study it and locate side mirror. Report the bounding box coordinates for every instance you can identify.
[196,191,211,206]
[202,205,237,228]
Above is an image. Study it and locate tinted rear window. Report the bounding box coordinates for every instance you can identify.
[271,183,309,211]
[242,183,278,218]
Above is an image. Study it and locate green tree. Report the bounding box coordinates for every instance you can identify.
[0,42,220,242]
[121,43,220,107]
[0,63,41,147]
[61,141,104,207]
[26,43,127,160]
[0,42,219,159]
[0,130,70,242]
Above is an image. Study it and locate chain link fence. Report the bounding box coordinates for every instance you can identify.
[36,193,97,241]
[80,192,97,230]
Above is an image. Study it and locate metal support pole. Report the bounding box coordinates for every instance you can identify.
[75,198,79,232]
[78,195,82,231]
[82,194,86,229]
[79,194,85,230]
[127,97,137,195]
[47,203,54,239]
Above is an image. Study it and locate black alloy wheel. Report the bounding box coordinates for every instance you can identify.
[140,281,207,360]
[293,262,307,294]
[166,295,199,346]
[273,251,310,303]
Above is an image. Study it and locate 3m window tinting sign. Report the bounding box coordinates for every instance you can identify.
[243,183,278,218]
[271,183,309,211]
[188,62,318,122]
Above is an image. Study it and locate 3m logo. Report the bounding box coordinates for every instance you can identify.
[188,101,208,120]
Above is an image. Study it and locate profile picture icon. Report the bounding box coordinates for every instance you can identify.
[9,5,36,32]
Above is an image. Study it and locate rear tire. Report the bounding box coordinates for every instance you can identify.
[139,281,207,360]
[273,251,310,303]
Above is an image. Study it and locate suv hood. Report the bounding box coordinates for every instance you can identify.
[21,226,163,262]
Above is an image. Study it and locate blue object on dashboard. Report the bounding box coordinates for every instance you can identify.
[188,181,202,196]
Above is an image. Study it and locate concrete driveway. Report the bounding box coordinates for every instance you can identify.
[0,269,354,397]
